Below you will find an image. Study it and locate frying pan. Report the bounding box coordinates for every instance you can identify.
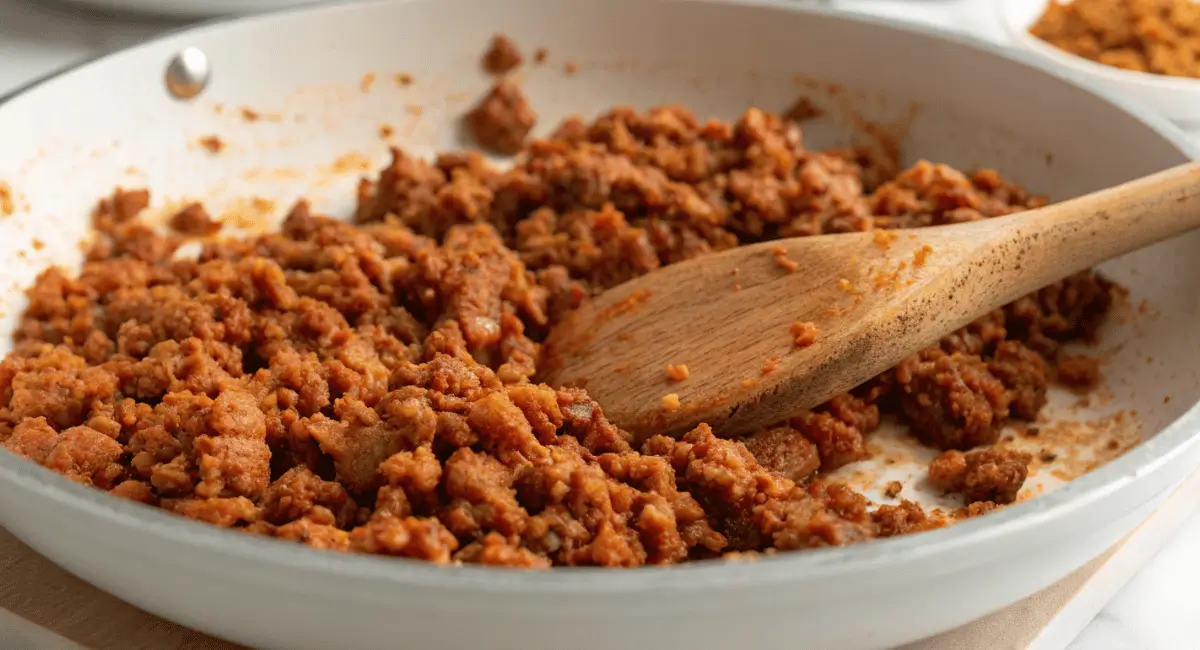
[0,1,1198,649]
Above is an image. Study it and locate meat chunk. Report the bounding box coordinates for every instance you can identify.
[741,426,820,482]
[482,34,523,74]
[792,411,868,471]
[928,447,1032,504]
[169,203,222,236]
[465,79,537,155]
[988,340,1048,420]
[1056,355,1103,390]
[896,352,1011,450]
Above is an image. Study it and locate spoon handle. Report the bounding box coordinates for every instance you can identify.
[965,160,1200,304]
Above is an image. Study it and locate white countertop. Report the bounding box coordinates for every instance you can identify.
[1,1,1198,648]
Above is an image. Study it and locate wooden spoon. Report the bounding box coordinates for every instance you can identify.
[539,161,1200,441]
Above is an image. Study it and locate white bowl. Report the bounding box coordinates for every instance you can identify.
[0,1,1198,649]
[999,0,1200,125]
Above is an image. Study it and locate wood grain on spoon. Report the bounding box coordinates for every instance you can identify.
[540,161,1200,441]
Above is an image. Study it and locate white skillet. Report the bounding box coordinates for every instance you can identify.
[0,1,1198,649]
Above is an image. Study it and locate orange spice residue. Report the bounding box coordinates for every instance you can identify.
[394,72,414,87]
[661,393,681,412]
[761,355,781,375]
[563,61,578,75]
[31,238,45,251]
[240,107,261,123]
[220,198,277,230]
[242,167,304,182]
[913,244,933,267]
[0,182,13,217]
[198,135,225,154]
[534,47,549,64]
[405,105,424,117]
[872,268,902,292]
[790,321,819,348]
[379,124,395,139]
[360,72,377,93]
[770,245,799,273]
[872,229,898,250]
[665,364,690,382]
[598,289,653,321]
[330,152,373,175]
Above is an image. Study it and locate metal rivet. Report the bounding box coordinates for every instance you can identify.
[165,47,210,100]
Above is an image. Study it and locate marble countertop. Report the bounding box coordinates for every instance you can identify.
[0,0,1197,648]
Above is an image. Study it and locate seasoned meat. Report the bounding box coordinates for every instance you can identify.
[0,87,1118,568]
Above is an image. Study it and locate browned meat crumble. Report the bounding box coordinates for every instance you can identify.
[482,34,523,75]
[465,79,537,155]
[928,447,1033,505]
[169,203,222,237]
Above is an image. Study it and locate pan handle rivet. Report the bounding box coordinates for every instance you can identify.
[165,47,211,100]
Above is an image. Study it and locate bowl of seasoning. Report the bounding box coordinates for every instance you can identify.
[999,0,1200,124]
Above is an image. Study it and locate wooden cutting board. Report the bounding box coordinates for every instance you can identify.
[4,466,1200,650]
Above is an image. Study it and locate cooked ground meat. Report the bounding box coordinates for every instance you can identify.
[895,352,1011,451]
[0,96,1117,567]
[741,425,820,482]
[169,202,222,236]
[465,78,537,155]
[482,34,523,74]
[928,447,1032,505]
[1056,355,1103,390]
[790,321,819,348]
[1003,271,1116,357]
[988,340,1048,420]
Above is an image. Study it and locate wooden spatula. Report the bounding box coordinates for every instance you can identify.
[540,161,1200,440]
